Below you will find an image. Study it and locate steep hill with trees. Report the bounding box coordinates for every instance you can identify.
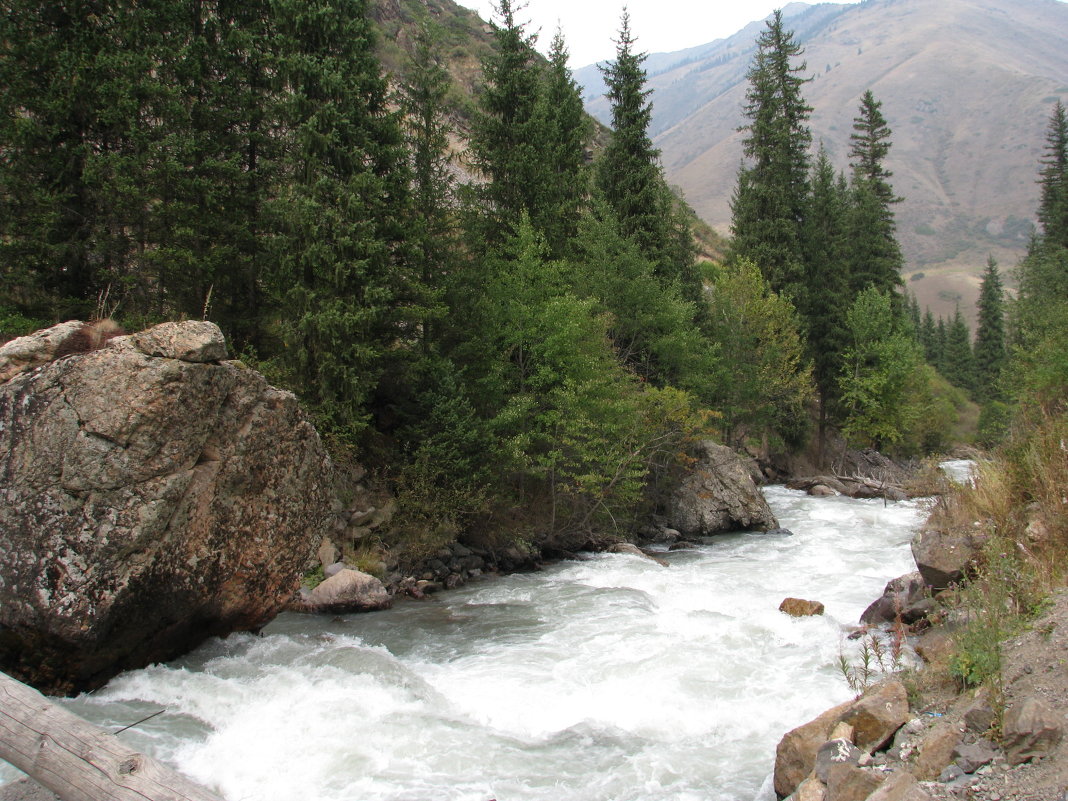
[576,0,1068,324]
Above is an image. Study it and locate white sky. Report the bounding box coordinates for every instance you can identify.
[454,1,862,68]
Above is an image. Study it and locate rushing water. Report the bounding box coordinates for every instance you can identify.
[1,487,930,800]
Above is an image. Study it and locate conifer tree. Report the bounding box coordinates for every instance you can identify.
[942,307,977,393]
[468,0,542,244]
[730,9,812,299]
[846,90,903,294]
[920,308,938,364]
[401,22,456,355]
[801,145,850,444]
[532,28,591,257]
[974,256,1007,402]
[269,0,413,433]
[596,10,697,296]
[1038,101,1068,250]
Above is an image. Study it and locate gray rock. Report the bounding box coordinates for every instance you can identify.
[128,320,228,362]
[324,562,348,578]
[1002,696,1063,765]
[0,321,333,695]
[292,568,391,614]
[0,320,84,383]
[911,523,986,592]
[861,572,931,625]
[815,738,864,784]
[953,739,997,773]
[667,441,778,536]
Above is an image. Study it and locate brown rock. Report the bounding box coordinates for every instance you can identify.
[668,440,778,536]
[864,770,929,801]
[780,598,826,617]
[794,777,827,801]
[841,680,909,752]
[1002,696,1063,765]
[825,764,884,801]
[291,569,391,614]
[0,321,333,695]
[774,700,853,798]
[911,721,962,781]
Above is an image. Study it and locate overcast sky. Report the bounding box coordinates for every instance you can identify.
[454,1,862,68]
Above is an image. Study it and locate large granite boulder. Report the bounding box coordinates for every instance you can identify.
[0,321,333,694]
[667,441,778,535]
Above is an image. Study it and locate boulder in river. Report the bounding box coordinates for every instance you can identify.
[0,321,333,694]
[667,441,778,536]
[910,519,987,591]
[779,598,825,617]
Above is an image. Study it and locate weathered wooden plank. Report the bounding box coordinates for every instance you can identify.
[0,671,223,801]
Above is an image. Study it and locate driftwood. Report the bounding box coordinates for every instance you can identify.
[0,671,222,801]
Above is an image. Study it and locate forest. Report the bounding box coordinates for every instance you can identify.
[2,0,1066,566]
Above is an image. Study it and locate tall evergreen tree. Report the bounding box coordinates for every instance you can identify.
[801,145,850,445]
[1038,101,1068,250]
[942,307,977,393]
[920,308,938,364]
[467,0,542,244]
[269,0,413,433]
[532,28,591,257]
[400,21,455,355]
[974,256,1007,402]
[846,90,903,294]
[729,9,812,299]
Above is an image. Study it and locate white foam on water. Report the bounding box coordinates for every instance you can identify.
[1,485,930,800]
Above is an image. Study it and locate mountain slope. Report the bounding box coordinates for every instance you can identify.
[578,0,1068,321]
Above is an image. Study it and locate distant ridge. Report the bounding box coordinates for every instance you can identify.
[576,0,1068,322]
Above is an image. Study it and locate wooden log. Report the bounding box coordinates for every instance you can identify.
[0,670,223,801]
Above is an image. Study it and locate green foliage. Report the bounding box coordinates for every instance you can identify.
[974,257,1007,402]
[595,13,703,304]
[1038,101,1068,250]
[729,9,812,298]
[839,288,927,451]
[942,307,977,393]
[705,260,814,448]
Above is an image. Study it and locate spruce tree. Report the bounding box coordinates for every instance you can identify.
[730,9,812,299]
[468,0,542,244]
[1038,101,1068,250]
[269,0,413,433]
[596,13,684,283]
[974,256,1007,402]
[400,21,455,355]
[801,145,850,445]
[920,308,938,364]
[533,28,591,257]
[846,90,903,294]
[942,307,977,393]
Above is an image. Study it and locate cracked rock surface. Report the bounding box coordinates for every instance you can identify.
[0,321,333,695]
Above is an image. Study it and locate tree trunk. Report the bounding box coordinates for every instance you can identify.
[0,671,223,801]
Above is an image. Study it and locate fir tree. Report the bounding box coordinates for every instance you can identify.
[942,307,977,393]
[801,145,850,445]
[730,9,812,299]
[400,21,455,355]
[532,28,591,257]
[1038,101,1068,250]
[269,0,413,433]
[846,90,903,294]
[468,0,542,244]
[920,308,938,364]
[596,11,696,295]
[974,256,1007,402]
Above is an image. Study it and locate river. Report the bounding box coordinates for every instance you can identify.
[2,484,932,801]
